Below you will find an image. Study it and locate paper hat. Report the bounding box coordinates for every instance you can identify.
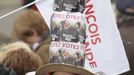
[36,42,94,75]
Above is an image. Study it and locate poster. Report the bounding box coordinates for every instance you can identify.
[36,0,130,74]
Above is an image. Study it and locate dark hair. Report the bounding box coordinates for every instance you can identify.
[0,64,17,75]
[22,0,35,8]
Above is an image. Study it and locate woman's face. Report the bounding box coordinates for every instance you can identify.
[22,28,40,46]
[52,71,76,75]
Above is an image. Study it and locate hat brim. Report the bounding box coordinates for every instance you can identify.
[36,63,94,75]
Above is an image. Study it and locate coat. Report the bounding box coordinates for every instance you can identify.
[35,35,51,64]
[0,64,17,75]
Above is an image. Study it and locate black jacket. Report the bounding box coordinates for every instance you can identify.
[0,64,17,75]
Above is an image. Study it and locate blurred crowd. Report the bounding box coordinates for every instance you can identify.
[0,0,51,75]
[111,1,134,75]
[0,0,134,75]
[111,0,134,27]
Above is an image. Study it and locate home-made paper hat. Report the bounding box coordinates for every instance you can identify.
[36,42,94,75]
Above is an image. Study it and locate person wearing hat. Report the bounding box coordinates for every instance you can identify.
[36,58,94,75]
[36,48,94,75]
[11,9,51,64]
[36,63,94,75]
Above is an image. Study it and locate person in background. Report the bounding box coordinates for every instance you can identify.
[114,0,134,27]
[12,9,51,64]
[115,0,134,16]
[1,43,43,75]
[0,41,32,61]
[36,39,94,75]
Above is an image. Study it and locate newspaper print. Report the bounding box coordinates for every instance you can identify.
[50,11,86,67]
[50,41,85,67]
[51,11,86,44]
[53,0,85,12]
